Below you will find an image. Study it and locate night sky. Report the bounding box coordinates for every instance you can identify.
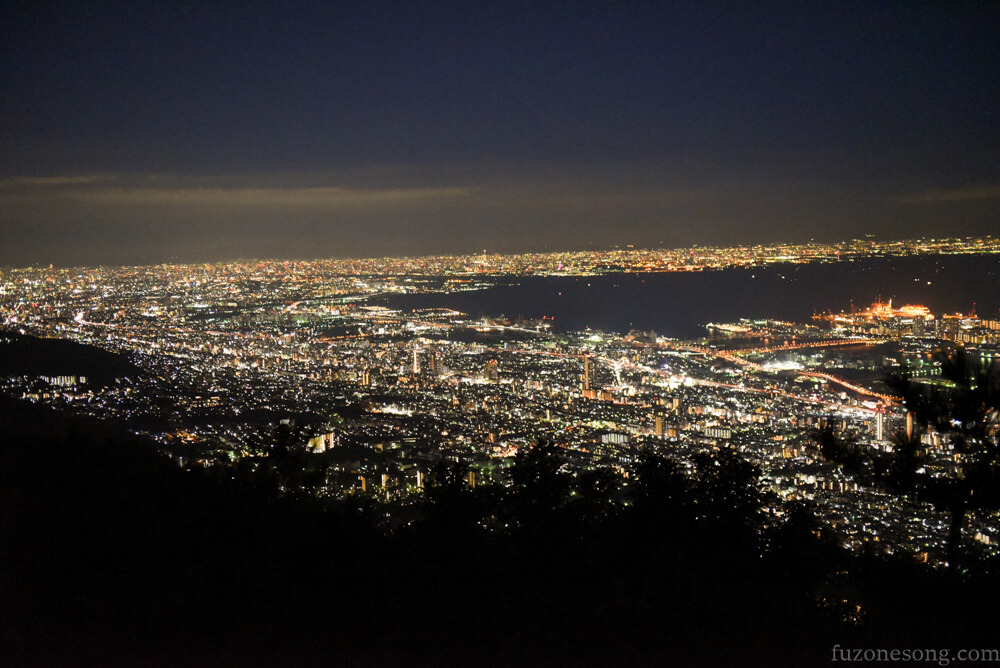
[1,2,998,266]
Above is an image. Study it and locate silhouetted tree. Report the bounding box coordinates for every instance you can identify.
[421,459,488,535]
[765,500,843,601]
[631,452,690,509]
[427,459,471,496]
[823,345,1000,567]
[893,346,1000,567]
[691,448,763,528]
[508,439,570,527]
[814,424,869,479]
[568,466,622,525]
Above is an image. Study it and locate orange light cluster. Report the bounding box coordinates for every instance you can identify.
[861,300,932,320]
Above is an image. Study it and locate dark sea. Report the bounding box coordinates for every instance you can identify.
[378,254,1000,340]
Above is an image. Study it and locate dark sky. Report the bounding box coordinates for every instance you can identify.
[1,1,998,266]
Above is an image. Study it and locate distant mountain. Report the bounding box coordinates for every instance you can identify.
[0,329,144,386]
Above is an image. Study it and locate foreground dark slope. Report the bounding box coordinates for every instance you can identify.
[2,395,998,666]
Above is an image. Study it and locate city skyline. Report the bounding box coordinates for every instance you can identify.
[1,228,997,272]
[2,3,999,266]
[5,244,999,572]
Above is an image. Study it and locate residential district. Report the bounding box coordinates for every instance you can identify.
[2,236,999,566]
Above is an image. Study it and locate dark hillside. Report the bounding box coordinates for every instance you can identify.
[1,397,998,665]
[0,330,144,386]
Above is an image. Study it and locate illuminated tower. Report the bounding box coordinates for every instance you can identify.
[412,348,420,375]
[875,410,888,442]
[582,357,593,391]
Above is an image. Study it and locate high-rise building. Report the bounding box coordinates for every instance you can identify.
[582,357,593,391]
[875,410,888,442]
